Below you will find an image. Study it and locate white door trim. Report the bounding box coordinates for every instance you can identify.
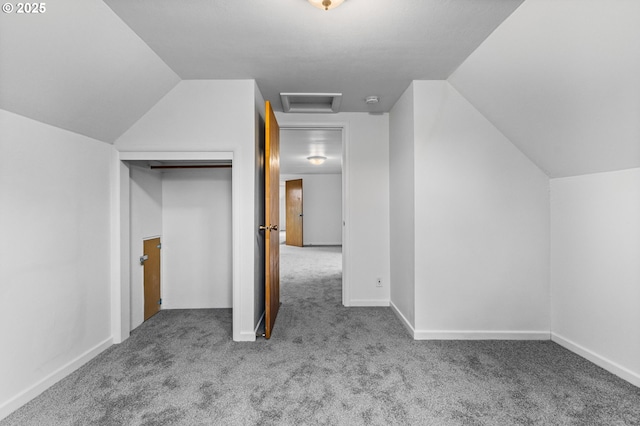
[276,122,351,306]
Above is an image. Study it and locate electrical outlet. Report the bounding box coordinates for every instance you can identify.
[376,278,382,287]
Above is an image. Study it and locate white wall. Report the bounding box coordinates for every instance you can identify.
[449,0,640,178]
[162,169,233,309]
[447,0,640,384]
[116,80,259,341]
[129,166,163,330]
[388,84,416,328]
[276,112,390,307]
[414,81,550,337]
[0,110,113,418]
[551,168,640,386]
[388,81,550,339]
[281,174,342,245]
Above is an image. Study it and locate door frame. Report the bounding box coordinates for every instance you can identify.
[277,121,351,306]
[112,151,237,343]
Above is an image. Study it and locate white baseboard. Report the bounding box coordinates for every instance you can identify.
[348,299,389,307]
[236,332,258,342]
[413,330,550,340]
[388,301,549,341]
[0,337,113,421]
[233,315,265,342]
[390,301,415,338]
[233,311,266,342]
[552,332,640,388]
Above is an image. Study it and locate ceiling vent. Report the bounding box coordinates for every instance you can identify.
[280,93,342,113]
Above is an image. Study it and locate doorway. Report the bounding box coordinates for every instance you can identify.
[278,126,345,303]
[114,152,239,343]
[126,161,232,331]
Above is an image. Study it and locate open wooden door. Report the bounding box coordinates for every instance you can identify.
[264,101,280,339]
[286,179,303,247]
[143,237,161,321]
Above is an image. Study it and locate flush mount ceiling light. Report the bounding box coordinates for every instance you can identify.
[307,156,327,165]
[365,96,380,105]
[308,0,345,11]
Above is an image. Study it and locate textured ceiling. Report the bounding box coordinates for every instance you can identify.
[103,0,524,113]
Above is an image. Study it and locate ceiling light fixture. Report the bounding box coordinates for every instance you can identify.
[365,96,380,104]
[308,0,345,11]
[307,156,327,165]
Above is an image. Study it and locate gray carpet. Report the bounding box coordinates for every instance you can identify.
[3,245,640,425]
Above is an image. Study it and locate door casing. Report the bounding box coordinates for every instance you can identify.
[277,122,349,306]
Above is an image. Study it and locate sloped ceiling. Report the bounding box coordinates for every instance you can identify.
[4,0,636,179]
[0,0,179,143]
[449,0,640,178]
[103,0,524,113]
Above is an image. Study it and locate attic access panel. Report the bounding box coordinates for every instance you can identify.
[280,93,342,113]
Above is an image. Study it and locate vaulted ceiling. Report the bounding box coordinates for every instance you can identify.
[0,0,522,143]
[103,0,523,114]
[450,0,640,178]
[0,0,179,143]
[1,0,638,178]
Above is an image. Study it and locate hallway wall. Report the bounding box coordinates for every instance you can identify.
[280,174,342,246]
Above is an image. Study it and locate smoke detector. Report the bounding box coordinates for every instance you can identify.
[365,96,379,105]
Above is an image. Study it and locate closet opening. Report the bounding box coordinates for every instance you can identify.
[114,153,236,344]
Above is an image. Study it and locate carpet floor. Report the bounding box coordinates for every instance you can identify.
[3,245,640,425]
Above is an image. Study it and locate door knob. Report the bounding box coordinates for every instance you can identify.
[259,224,279,232]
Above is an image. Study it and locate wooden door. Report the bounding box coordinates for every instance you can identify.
[264,101,280,339]
[285,179,303,247]
[143,237,161,321]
